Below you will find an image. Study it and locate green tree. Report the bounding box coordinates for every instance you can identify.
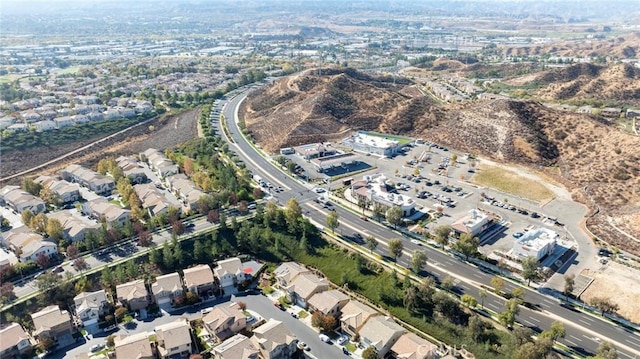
[284,198,302,232]
[461,294,477,308]
[467,315,485,342]
[441,275,455,291]
[454,233,479,260]
[46,218,64,241]
[478,289,487,309]
[410,251,427,273]
[21,177,42,196]
[403,285,417,312]
[498,298,519,329]
[366,235,378,253]
[362,346,378,359]
[388,238,403,262]
[21,210,35,226]
[590,297,619,316]
[521,256,539,285]
[513,326,534,346]
[357,197,370,215]
[35,273,60,292]
[30,213,48,234]
[326,210,340,234]
[372,203,385,222]
[564,273,575,300]
[491,276,505,294]
[593,341,618,359]
[385,206,403,229]
[511,287,525,304]
[434,225,452,249]
[541,321,565,343]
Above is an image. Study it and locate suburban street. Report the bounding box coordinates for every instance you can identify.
[219,90,640,358]
[57,292,343,359]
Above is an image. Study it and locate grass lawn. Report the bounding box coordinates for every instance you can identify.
[345,343,357,352]
[297,310,308,318]
[0,74,22,83]
[470,164,554,203]
[123,315,134,323]
[57,66,81,75]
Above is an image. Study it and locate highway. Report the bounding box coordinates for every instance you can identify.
[218,91,640,358]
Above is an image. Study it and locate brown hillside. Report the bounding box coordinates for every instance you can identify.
[513,63,640,106]
[242,69,640,254]
[499,32,640,59]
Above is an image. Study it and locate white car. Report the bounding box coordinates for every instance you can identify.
[337,335,348,345]
[201,307,214,314]
[319,334,331,343]
[410,239,423,246]
[313,187,326,193]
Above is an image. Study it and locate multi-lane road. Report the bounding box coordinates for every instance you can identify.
[218,90,640,358]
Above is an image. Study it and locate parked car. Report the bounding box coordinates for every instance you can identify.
[90,344,105,353]
[319,334,331,343]
[337,335,348,345]
[512,232,524,238]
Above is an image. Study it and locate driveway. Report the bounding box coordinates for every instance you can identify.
[59,293,345,359]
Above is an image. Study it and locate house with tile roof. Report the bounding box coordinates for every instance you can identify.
[73,290,109,332]
[48,211,100,242]
[214,257,245,288]
[0,323,34,358]
[250,319,297,359]
[1,227,58,263]
[213,334,259,359]
[114,332,154,359]
[183,264,216,298]
[0,185,46,214]
[203,302,247,343]
[155,319,194,359]
[273,262,309,288]
[82,197,130,226]
[307,289,349,318]
[116,279,149,312]
[389,332,439,359]
[30,305,74,341]
[284,272,328,309]
[151,272,183,312]
[359,316,406,357]
[34,175,81,204]
[340,300,379,340]
[60,164,115,195]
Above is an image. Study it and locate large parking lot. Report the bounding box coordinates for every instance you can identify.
[291,141,581,276]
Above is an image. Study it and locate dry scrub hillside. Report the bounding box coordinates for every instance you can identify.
[520,63,640,107]
[242,68,431,153]
[243,69,640,254]
[499,32,640,60]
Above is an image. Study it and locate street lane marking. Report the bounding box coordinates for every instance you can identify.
[524,320,536,327]
[578,319,592,326]
[528,317,540,322]
[565,339,578,347]
[569,335,582,342]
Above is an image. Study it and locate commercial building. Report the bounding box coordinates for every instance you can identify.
[451,209,493,237]
[341,131,411,158]
[351,174,416,217]
[513,227,558,261]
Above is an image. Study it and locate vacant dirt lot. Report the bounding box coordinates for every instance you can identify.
[0,108,200,184]
[580,261,640,323]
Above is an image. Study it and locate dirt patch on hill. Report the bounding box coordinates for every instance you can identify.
[1,108,200,184]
